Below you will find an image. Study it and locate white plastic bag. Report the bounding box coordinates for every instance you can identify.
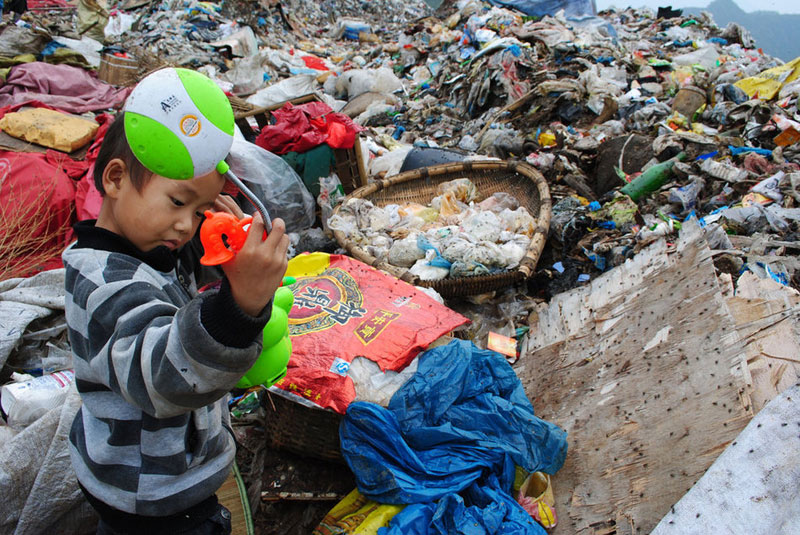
[104,11,137,38]
[317,173,346,235]
[227,137,316,232]
[245,75,319,108]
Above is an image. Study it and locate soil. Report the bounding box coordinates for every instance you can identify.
[233,417,356,535]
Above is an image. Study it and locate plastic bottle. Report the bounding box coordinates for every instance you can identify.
[620,152,687,202]
[1,370,75,428]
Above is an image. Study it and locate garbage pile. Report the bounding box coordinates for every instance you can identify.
[331,3,800,297]
[12,0,800,295]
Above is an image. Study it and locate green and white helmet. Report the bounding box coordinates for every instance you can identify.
[123,67,235,180]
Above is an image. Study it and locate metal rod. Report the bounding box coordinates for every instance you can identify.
[224,169,273,233]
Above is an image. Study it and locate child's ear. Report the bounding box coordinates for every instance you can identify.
[102,158,129,199]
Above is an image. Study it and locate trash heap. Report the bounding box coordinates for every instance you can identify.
[2,0,800,533]
[12,0,800,297]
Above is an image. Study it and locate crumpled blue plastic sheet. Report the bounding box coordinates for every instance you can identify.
[380,474,546,535]
[487,0,594,18]
[339,339,568,534]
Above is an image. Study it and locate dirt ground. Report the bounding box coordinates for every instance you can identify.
[233,414,356,534]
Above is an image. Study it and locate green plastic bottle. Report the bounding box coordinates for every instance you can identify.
[620,152,687,202]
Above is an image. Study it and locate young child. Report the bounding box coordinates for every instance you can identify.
[63,113,289,534]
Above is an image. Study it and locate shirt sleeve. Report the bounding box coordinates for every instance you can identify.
[78,256,270,418]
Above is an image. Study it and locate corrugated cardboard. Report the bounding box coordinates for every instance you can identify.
[0,108,99,152]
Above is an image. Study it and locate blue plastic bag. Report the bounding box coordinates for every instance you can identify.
[340,340,568,534]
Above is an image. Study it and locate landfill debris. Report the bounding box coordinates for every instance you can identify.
[1,0,800,533]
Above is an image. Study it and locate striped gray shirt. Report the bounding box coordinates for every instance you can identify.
[63,223,267,516]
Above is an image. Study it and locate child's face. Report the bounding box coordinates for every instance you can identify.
[102,166,225,253]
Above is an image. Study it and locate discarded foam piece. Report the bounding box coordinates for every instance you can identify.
[0,108,98,152]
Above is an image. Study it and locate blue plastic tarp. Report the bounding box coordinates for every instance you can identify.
[339,339,568,534]
[487,0,595,18]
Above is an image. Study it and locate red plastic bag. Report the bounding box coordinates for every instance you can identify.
[310,114,355,149]
[276,253,469,414]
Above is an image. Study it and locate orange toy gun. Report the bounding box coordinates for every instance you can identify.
[199,211,266,266]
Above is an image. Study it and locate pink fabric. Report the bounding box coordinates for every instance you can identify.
[0,63,132,114]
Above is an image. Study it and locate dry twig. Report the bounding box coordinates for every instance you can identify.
[0,173,72,281]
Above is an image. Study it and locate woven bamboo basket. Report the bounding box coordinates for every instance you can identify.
[332,160,552,298]
[259,389,344,462]
[124,47,174,86]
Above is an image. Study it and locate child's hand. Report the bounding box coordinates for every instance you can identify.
[222,213,290,317]
[212,194,244,219]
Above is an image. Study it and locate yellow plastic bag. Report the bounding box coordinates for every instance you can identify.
[516,469,558,530]
[734,57,800,101]
[312,488,404,535]
[432,190,466,217]
[436,178,480,203]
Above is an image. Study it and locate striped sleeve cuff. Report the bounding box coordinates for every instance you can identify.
[200,278,271,349]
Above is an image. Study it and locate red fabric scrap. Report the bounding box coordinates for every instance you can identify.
[0,150,77,276]
[75,113,115,221]
[254,101,364,155]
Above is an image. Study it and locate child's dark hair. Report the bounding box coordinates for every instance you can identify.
[93,113,151,194]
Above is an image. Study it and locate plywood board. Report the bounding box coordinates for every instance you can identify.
[726,272,800,413]
[516,223,753,535]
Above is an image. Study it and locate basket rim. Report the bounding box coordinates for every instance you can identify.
[331,160,552,295]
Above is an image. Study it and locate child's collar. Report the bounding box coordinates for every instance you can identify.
[72,220,178,272]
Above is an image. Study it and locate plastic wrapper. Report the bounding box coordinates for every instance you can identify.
[334,67,402,99]
[431,191,467,218]
[409,257,449,281]
[1,370,75,428]
[245,74,319,109]
[718,205,800,234]
[672,46,720,69]
[349,356,420,408]
[436,177,481,203]
[316,173,346,234]
[464,241,504,267]
[369,146,413,178]
[104,11,136,38]
[450,260,491,278]
[477,192,520,212]
[224,51,276,94]
[399,203,439,224]
[388,233,425,268]
[499,207,537,237]
[227,137,316,232]
[636,218,677,245]
[365,234,393,263]
[499,240,527,269]
[440,234,474,264]
[750,171,785,202]
[669,176,706,212]
[327,213,357,237]
[700,158,751,183]
[462,211,503,242]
